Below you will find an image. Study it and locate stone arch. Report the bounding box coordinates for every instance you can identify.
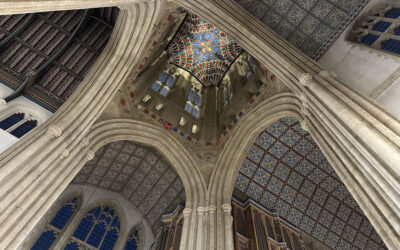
[124,221,146,250]
[211,92,302,206]
[86,119,207,210]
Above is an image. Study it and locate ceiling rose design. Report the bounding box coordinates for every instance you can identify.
[167,13,243,87]
[235,117,386,249]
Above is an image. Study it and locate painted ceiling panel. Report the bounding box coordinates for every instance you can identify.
[235,0,369,59]
[72,141,185,234]
[234,117,386,249]
[167,13,243,87]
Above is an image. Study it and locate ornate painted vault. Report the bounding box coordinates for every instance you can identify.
[235,0,369,59]
[167,14,243,87]
[235,117,386,249]
[72,141,185,234]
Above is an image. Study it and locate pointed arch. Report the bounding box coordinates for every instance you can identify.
[124,222,145,250]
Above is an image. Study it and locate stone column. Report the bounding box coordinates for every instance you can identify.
[0,2,162,248]
[173,0,400,249]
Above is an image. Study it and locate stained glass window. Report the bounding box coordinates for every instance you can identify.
[124,226,143,250]
[0,113,24,130]
[349,6,400,56]
[31,197,78,250]
[69,205,120,249]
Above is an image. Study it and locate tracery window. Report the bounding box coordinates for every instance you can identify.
[124,224,145,250]
[65,205,120,250]
[31,197,79,250]
[0,112,38,138]
[348,4,400,56]
[151,70,176,97]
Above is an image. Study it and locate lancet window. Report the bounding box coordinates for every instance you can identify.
[31,197,79,250]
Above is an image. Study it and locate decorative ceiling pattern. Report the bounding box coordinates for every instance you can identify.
[72,141,185,234]
[234,0,369,59]
[167,13,243,87]
[234,117,386,249]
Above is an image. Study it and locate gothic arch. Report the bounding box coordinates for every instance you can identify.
[124,222,146,250]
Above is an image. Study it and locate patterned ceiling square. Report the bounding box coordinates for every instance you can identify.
[235,0,369,59]
[72,141,185,235]
[234,117,386,249]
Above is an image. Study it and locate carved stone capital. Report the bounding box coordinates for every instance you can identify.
[46,125,62,137]
[221,204,232,213]
[61,149,70,158]
[300,119,309,132]
[319,70,331,78]
[206,205,217,213]
[299,73,312,87]
[197,207,206,214]
[183,208,192,217]
[86,150,95,161]
[80,137,90,148]
[299,92,309,117]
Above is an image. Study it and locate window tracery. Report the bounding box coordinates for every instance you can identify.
[31,197,79,250]
[0,111,38,138]
[66,205,120,250]
[124,223,145,250]
[348,4,400,56]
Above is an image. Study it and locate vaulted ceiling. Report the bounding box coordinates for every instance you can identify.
[72,141,185,234]
[234,117,386,249]
[234,0,369,59]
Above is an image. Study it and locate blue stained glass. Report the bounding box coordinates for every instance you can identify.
[213,46,219,52]
[100,229,119,250]
[198,34,203,41]
[158,71,168,82]
[195,49,201,56]
[151,81,162,92]
[64,242,79,250]
[0,113,24,130]
[212,38,218,44]
[381,39,400,54]
[208,53,214,59]
[385,8,400,18]
[100,214,105,220]
[110,210,114,216]
[361,34,379,46]
[87,222,106,248]
[50,205,74,230]
[193,41,199,47]
[195,94,201,106]
[201,53,207,60]
[111,218,118,227]
[192,107,200,118]
[10,120,38,138]
[105,216,111,224]
[73,216,94,241]
[214,28,219,34]
[31,230,56,250]
[188,89,196,102]
[205,32,211,39]
[372,21,392,32]
[166,76,175,87]
[184,102,193,113]
[160,86,169,97]
[125,238,138,250]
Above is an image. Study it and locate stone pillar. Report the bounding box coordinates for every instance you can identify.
[174,0,400,249]
[222,204,234,250]
[0,2,162,248]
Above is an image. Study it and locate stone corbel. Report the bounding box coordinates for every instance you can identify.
[80,137,89,148]
[183,208,192,218]
[86,150,94,161]
[298,73,312,87]
[46,125,62,137]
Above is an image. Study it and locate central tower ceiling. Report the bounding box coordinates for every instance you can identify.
[167,14,243,87]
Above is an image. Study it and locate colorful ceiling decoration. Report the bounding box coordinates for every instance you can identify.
[72,141,185,234]
[235,0,369,59]
[167,14,243,87]
[235,117,386,249]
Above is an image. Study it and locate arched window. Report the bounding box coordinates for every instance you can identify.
[31,197,79,250]
[124,224,145,250]
[0,112,38,138]
[347,3,400,56]
[65,205,120,250]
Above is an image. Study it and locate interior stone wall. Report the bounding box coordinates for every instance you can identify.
[319,0,400,118]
